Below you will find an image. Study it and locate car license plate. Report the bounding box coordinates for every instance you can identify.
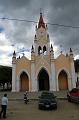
[45,105,49,108]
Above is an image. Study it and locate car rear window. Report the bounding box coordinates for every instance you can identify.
[41,94,53,99]
[71,88,77,93]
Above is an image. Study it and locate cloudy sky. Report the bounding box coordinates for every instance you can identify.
[0,0,79,66]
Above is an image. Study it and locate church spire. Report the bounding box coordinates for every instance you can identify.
[38,12,45,28]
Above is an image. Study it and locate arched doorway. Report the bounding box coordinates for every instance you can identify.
[58,70,68,90]
[38,68,49,91]
[20,71,29,91]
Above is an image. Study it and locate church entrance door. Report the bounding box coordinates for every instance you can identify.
[38,68,49,91]
[20,72,29,91]
[58,70,68,90]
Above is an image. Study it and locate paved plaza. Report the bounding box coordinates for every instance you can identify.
[0,99,79,120]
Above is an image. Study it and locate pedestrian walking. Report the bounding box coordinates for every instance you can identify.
[0,93,8,119]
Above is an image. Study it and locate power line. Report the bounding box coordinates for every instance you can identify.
[0,17,37,23]
[0,17,79,29]
[47,22,79,29]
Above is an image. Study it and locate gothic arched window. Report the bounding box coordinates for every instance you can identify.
[43,46,47,55]
[38,46,42,55]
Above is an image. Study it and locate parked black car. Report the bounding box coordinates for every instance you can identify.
[38,91,57,110]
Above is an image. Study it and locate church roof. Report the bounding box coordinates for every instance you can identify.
[38,12,45,28]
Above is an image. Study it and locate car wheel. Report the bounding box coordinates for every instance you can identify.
[50,105,57,110]
[67,96,71,102]
[38,105,42,110]
[55,105,57,109]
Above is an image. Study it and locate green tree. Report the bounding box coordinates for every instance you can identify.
[0,65,12,90]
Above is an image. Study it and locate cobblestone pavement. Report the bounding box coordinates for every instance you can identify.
[0,99,79,120]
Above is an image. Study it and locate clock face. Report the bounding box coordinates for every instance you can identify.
[37,29,46,38]
[38,31,44,37]
[39,28,45,36]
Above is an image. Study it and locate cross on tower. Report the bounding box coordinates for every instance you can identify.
[60,45,63,54]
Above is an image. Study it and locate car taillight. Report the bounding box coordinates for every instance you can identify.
[67,92,70,96]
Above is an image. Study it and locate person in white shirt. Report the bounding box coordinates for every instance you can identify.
[0,93,8,118]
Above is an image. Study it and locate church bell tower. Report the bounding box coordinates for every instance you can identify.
[34,12,50,56]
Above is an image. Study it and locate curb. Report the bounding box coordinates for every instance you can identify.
[8,97,67,101]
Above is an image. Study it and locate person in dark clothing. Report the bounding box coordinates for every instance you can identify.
[0,93,8,119]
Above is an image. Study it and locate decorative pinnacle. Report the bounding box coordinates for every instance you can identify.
[13,50,16,55]
[51,44,53,49]
[38,10,45,28]
[70,48,72,52]
[32,45,34,49]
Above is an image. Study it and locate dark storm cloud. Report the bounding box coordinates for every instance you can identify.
[0,0,50,49]
[46,0,79,56]
[0,0,31,9]
[0,0,79,62]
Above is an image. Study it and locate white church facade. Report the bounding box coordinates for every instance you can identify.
[12,13,76,92]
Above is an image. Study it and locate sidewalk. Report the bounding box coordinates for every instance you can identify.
[1,99,79,120]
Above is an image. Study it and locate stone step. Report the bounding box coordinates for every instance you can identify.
[0,90,68,101]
